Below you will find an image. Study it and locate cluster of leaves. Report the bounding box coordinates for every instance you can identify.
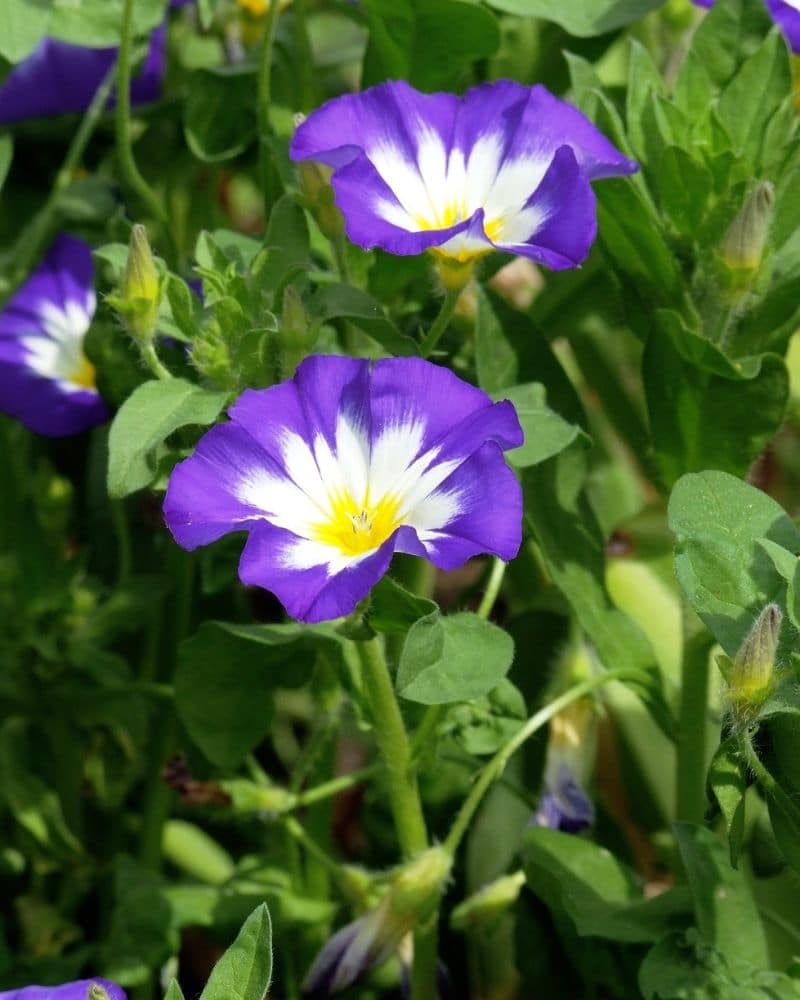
[2,0,800,998]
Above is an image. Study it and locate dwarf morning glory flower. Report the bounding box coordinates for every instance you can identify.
[533,763,595,834]
[0,29,165,124]
[693,0,800,52]
[290,80,637,271]
[163,355,523,623]
[0,234,108,437]
[532,697,596,835]
[0,979,126,1000]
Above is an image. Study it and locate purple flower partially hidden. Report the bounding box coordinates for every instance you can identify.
[532,763,595,835]
[693,0,800,52]
[290,79,637,269]
[0,29,166,124]
[0,979,126,1000]
[163,355,523,623]
[0,234,108,437]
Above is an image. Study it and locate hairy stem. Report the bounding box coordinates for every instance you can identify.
[419,287,462,358]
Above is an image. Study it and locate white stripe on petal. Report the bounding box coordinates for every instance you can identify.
[484,155,550,226]
[369,141,436,222]
[404,487,463,534]
[23,298,94,391]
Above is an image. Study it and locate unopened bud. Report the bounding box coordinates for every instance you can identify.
[450,870,525,931]
[720,603,782,712]
[720,181,774,283]
[389,846,452,921]
[297,159,343,239]
[279,285,316,354]
[113,224,161,344]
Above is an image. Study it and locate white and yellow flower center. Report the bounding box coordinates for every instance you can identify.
[310,488,403,557]
[23,297,97,392]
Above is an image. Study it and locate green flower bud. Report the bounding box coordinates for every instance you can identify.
[220,778,297,815]
[112,224,162,344]
[719,181,774,285]
[389,846,452,921]
[297,157,344,239]
[720,603,782,713]
[450,870,525,931]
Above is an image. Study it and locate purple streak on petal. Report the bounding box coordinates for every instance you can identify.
[495,145,598,270]
[0,980,127,1000]
[532,765,595,834]
[0,29,165,124]
[765,0,800,52]
[239,521,397,623]
[395,443,523,569]
[692,0,714,7]
[163,422,282,549]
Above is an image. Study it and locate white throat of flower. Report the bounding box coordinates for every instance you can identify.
[237,413,464,572]
[23,296,97,392]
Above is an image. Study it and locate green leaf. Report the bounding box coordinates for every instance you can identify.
[309,284,418,356]
[184,66,258,163]
[643,311,788,487]
[674,823,768,966]
[497,383,581,469]
[200,904,272,1000]
[366,576,438,635]
[107,378,229,498]
[0,136,13,194]
[652,146,713,236]
[397,612,514,705]
[362,0,501,90]
[707,737,746,868]
[484,0,662,35]
[523,827,691,943]
[176,622,336,767]
[668,470,800,656]
[164,982,187,1000]
[475,284,518,394]
[255,194,310,301]
[440,678,526,756]
[626,39,664,164]
[717,30,792,171]
[0,719,82,858]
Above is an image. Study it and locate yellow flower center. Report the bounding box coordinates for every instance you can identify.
[414,202,504,262]
[311,489,403,556]
[69,353,97,390]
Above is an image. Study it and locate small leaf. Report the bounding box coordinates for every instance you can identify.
[707,738,746,867]
[107,378,229,498]
[497,383,581,469]
[397,612,514,705]
[184,66,257,163]
[366,576,438,635]
[164,982,187,1000]
[309,284,418,356]
[484,0,662,35]
[200,904,272,1000]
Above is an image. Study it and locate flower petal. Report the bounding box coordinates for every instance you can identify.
[0,980,127,1000]
[766,0,800,52]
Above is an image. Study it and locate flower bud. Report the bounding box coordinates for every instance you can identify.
[279,285,317,372]
[450,870,525,931]
[720,603,782,712]
[389,847,452,921]
[297,159,343,239]
[719,181,774,283]
[114,224,162,344]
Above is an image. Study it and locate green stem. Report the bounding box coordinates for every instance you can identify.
[116,0,176,265]
[476,558,506,621]
[675,630,712,823]
[257,0,283,221]
[419,287,462,358]
[741,730,800,831]
[110,499,132,584]
[356,637,438,1000]
[357,637,428,855]
[293,764,379,809]
[140,342,173,381]
[7,63,117,297]
[444,669,636,856]
[283,816,348,887]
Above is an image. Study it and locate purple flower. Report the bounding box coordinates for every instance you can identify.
[0,234,108,437]
[532,763,595,834]
[163,355,523,623]
[0,980,126,1000]
[531,696,596,835]
[0,29,166,124]
[693,0,800,52]
[290,80,637,269]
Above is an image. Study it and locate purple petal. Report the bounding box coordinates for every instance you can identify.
[532,765,595,834]
[0,980,126,1000]
[239,521,397,623]
[0,234,108,437]
[0,30,164,124]
[290,79,636,266]
[692,0,714,7]
[765,0,800,52]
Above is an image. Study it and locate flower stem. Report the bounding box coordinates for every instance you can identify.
[116,0,177,266]
[356,636,438,1000]
[293,764,379,809]
[140,342,173,380]
[6,62,117,297]
[257,0,283,222]
[476,558,506,621]
[443,669,636,856]
[110,499,133,584]
[675,628,713,823]
[419,287,462,358]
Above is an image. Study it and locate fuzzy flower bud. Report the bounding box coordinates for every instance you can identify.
[113,224,161,344]
[450,870,525,931]
[296,158,344,240]
[719,603,782,713]
[719,181,774,285]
